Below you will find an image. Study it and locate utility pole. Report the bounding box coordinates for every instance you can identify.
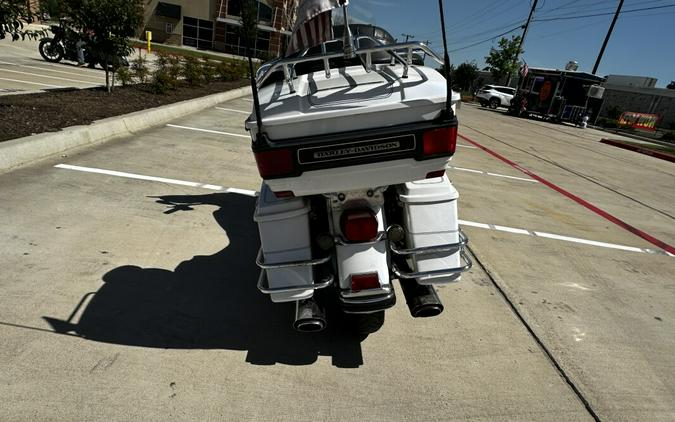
[508,0,538,86]
[401,33,415,42]
[592,0,623,75]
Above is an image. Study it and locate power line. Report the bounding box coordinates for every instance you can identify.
[448,26,522,53]
[533,3,675,22]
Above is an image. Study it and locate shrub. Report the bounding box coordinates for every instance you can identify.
[130,54,150,84]
[116,66,133,86]
[182,56,203,86]
[606,105,622,120]
[149,52,179,93]
[596,118,619,128]
[662,131,675,141]
[201,60,217,83]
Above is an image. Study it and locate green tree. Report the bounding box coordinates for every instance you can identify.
[0,0,44,40]
[453,61,479,92]
[484,35,522,86]
[66,0,143,92]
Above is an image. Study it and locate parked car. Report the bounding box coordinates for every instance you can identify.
[476,85,516,109]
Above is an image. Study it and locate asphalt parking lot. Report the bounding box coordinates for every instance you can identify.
[1,97,674,421]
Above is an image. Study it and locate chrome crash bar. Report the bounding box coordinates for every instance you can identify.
[255,248,334,294]
[392,250,473,280]
[256,40,443,94]
[390,229,469,256]
[257,271,333,294]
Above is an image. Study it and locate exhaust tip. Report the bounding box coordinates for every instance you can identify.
[293,318,326,333]
[412,304,444,318]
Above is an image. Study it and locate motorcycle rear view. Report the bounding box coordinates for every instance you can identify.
[247,0,471,335]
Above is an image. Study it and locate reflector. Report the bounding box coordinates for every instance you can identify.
[351,272,380,292]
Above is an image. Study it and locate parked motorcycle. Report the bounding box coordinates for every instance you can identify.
[247,3,471,336]
[38,24,128,69]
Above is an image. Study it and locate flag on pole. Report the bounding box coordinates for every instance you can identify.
[286,0,348,55]
[520,62,529,78]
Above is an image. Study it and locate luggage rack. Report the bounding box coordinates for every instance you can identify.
[255,40,444,94]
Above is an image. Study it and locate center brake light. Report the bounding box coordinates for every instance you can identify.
[422,126,457,156]
[351,272,381,293]
[341,209,378,242]
[254,149,294,179]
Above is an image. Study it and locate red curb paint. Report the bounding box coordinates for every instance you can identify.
[458,133,675,255]
[600,139,675,164]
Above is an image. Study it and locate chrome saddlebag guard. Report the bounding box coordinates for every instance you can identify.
[393,175,472,284]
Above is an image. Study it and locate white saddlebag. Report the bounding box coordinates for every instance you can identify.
[254,183,313,302]
[398,175,462,284]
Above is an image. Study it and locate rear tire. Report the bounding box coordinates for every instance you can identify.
[38,39,64,63]
[489,98,500,109]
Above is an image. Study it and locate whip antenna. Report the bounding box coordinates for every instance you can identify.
[438,0,453,116]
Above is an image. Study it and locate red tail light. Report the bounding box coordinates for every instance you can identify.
[273,190,295,198]
[426,169,446,179]
[341,209,378,242]
[254,149,294,178]
[351,272,380,292]
[422,126,457,156]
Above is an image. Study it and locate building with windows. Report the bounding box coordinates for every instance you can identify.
[143,0,295,59]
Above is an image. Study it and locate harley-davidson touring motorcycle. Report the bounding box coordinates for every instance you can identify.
[248,1,471,335]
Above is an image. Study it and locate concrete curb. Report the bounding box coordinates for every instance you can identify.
[600,138,675,164]
[0,86,252,173]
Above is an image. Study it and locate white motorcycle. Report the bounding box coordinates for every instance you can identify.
[247,3,471,335]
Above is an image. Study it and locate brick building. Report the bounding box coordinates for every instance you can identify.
[144,0,295,59]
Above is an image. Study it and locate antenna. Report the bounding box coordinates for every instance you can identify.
[437,0,453,116]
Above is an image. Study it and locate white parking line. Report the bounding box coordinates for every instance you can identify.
[54,164,258,196]
[0,60,103,80]
[458,219,665,255]
[215,107,250,115]
[0,77,64,88]
[53,163,666,255]
[166,124,249,138]
[0,67,99,85]
[448,165,538,183]
[457,144,477,149]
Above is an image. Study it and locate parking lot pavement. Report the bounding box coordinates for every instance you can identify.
[0,97,673,421]
[452,104,675,421]
[0,97,595,421]
[0,38,109,93]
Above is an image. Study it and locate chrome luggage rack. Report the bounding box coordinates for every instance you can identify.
[256,39,444,94]
[390,229,473,280]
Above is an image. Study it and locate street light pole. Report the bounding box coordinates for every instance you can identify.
[592,0,624,75]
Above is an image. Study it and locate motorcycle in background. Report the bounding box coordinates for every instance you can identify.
[38,24,129,69]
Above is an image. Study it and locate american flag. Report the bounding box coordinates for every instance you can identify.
[286,0,347,55]
[520,62,529,77]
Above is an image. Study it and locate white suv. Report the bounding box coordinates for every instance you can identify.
[476,85,516,109]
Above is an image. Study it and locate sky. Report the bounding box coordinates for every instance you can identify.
[348,0,675,87]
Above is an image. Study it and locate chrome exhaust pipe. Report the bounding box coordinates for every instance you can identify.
[399,279,444,318]
[293,298,327,333]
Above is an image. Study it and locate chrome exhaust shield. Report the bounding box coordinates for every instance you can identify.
[399,278,444,318]
[293,298,327,332]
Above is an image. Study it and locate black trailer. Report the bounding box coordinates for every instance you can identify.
[509,67,605,123]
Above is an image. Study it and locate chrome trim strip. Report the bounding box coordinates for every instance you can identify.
[257,271,334,294]
[389,229,469,256]
[256,248,331,269]
[334,231,387,246]
[339,291,395,305]
[392,250,473,280]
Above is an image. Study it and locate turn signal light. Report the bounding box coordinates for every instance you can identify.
[422,126,457,156]
[341,209,378,242]
[254,149,294,178]
[273,190,295,198]
[351,272,380,293]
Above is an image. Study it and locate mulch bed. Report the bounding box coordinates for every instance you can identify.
[0,80,249,142]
